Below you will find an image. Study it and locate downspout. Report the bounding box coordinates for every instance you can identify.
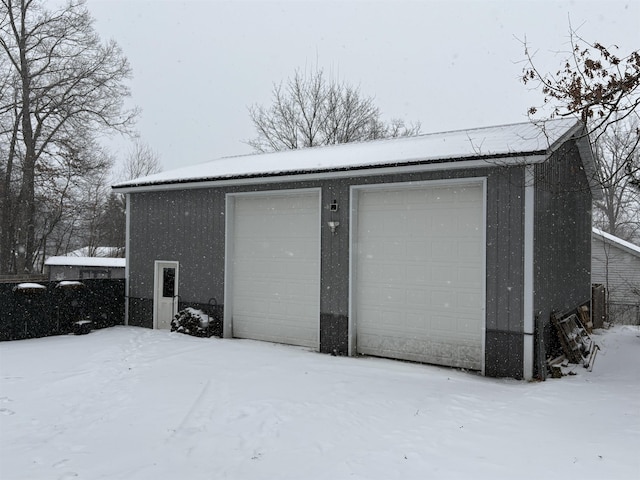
[124,193,131,326]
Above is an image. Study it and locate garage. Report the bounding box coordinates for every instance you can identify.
[227,190,321,348]
[353,181,485,370]
[118,118,595,379]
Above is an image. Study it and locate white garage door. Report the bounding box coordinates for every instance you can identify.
[355,182,485,370]
[230,191,320,348]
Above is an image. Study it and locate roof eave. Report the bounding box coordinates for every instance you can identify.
[112,151,548,194]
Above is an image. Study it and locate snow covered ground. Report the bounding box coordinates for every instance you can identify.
[1,325,638,480]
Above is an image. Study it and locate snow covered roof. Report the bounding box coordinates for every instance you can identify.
[64,247,124,258]
[592,228,640,257]
[56,280,85,288]
[13,283,47,291]
[45,256,126,268]
[113,118,588,192]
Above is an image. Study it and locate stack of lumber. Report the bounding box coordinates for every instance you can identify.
[550,307,599,373]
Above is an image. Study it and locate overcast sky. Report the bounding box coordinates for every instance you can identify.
[85,0,640,173]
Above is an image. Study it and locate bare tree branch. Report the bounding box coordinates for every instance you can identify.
[119,140,162,181]
[521,26,640,188]
[246,68,420,153]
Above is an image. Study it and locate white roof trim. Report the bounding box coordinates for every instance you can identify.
[592,228,640,257]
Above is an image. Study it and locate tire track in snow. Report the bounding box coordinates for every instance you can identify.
[169,379,216,439]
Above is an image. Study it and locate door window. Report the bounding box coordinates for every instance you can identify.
[162,267,175,298]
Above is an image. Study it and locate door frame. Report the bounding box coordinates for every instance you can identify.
[153,260,180,330]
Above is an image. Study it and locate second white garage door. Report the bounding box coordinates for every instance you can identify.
[229,191,320,349]
[354,181,485,371]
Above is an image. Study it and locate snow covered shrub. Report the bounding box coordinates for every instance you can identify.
[171,308,212,337]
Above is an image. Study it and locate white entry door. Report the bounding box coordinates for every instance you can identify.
[354,181,485,371]
[154,261,179,330]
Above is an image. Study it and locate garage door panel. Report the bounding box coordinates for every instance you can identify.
[406,287,428,305]
[405,239,433,259]
[358,335,482,367]
[462,215,483,231]
[458,240,483,259]
[379,286,407,304]
[457,267,483,287]
[233,317,317,348]
[406,265,428,285]
[431,188,455,203]
[284,262,319,277]
[231,192,320,349]
[458,291,483,308]
[356,183,484,371]
[407,219,429,236]
[431,240,456,258]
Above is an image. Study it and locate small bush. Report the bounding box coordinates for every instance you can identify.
[171,308,212,337]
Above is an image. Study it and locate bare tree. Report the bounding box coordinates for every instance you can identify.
[592,117,640,242]
[92,139,163,255]
[0,0,136,273]
[95,193,126,255]
[521,27,640,186]
[118,140,162,181]
[32,137,114,268]
[247,69,420,152]
[78,167,114,257]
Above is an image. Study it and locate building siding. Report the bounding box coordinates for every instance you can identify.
[591,236,640,303]
[319,181,351,354]
[128,189,223,328]
[48,265,125,281]
[591,234,640,324]
[533,142,592,376]
[484,166,526,377]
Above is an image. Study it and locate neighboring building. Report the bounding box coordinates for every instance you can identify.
[64,246,125,258]
[592,228,640,324]
[45,256,125,281]
[113,118,598,379]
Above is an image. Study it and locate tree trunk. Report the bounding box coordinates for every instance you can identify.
[0,108,21,274]
[0,180,16,273]
[14,4,38,273]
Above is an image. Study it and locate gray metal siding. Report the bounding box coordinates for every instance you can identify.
[128,189,224,327]
[485,167,525,332]
[484,167,526,377]
[533,142,592,372]
[319,181,351,354]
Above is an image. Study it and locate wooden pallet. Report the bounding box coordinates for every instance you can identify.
[577,305,593,333]
[551,311,595,367]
